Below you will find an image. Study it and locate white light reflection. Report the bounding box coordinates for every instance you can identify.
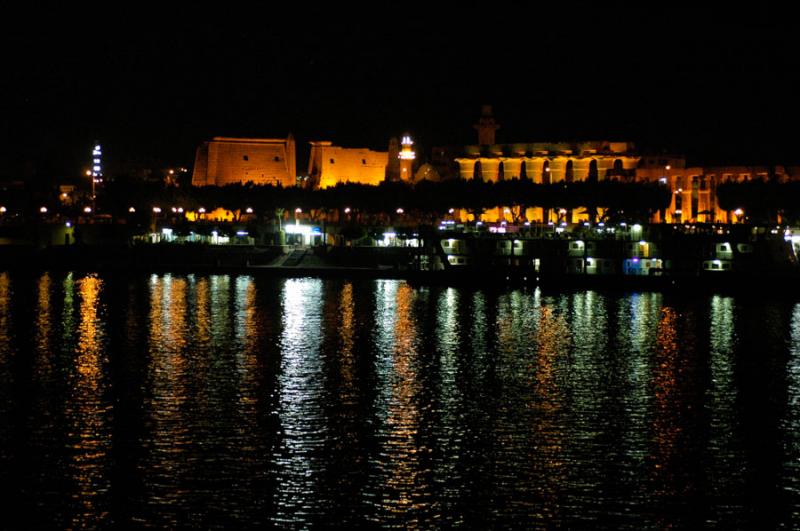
[273,278,327,525]
[782,303,800,500]
[706,295,745,517]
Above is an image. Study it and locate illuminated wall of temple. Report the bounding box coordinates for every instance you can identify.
[191,136,297,187]
[455,141,640,184]
[454,141,639,223]
[637,165,800,224]
[308,141,388,188]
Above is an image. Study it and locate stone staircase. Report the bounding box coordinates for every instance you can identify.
[281,248,307,267]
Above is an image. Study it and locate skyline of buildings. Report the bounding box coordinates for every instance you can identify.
[180,107,800,225]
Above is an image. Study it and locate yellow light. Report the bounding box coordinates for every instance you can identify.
[83,207,92,213]
[734,208,744,216]
[344,207,351,214]
[153,207,162,213]
[295,207,302,213]
[128,207,136,213]
[246,207,253,214]
[40,206,48,213]
[85,170,92,176]
[396,208,404,214]
[0,206,6,213]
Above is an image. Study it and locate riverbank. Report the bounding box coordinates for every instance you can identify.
[1,242,799,296]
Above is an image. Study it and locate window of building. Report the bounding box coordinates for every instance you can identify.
[362,159,367,165]
[274,156,280,162]
[330,158,335,164]
[243,155,249,161]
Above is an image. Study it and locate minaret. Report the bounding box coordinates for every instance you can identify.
[474,105,500,146]
[90,142,102,209]
[399,135,416,182]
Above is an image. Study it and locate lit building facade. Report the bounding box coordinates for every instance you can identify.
[455,140,640,223]
[637,161,800,223]
[191,136,296,187]
[307,141,388,188]
[453,107,800,224]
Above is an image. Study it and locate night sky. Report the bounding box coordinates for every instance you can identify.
[2,4,799,180]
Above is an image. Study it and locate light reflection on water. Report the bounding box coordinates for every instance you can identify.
[2,273,800,527]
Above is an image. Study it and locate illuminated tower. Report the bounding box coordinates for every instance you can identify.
[474,105,500,146]
[399,135,415,182]
[90,142,102,208]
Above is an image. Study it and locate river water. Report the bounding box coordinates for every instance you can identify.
[1,272,799,528]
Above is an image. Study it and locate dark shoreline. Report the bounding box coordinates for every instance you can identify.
[1,246,798,297]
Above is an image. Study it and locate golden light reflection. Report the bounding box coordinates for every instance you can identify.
[35,273,52,354]
[66,275,111,529]
[338,282,356,399]
[143,275,192,508]
[529,296,569,522]
[147,274,190,412]
[0,272,11,364]
[378,282,425,522]
[0,272,12,413]
[32,274,54,394]
[650,306,681,494]
[194,276,211,345]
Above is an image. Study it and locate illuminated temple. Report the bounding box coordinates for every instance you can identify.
[191,136,297,187]
[189,110,800,224]
[456,106,800,224]
[307,141,388,188]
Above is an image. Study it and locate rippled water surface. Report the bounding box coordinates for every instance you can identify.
[1,272,800,528]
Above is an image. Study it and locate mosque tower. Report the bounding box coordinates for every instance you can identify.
[474,105,500,146]
[399,134,416,181]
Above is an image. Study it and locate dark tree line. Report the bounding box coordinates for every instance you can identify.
[4,178,672,225]
[717,180,800,224]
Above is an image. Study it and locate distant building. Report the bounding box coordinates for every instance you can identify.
[307,141,388,188]
[455,107,800,224]
[191,136,296,187]
[455,107,641,222]
[637,162,800,223]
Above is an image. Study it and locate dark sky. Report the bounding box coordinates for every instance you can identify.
[2,4,799,179]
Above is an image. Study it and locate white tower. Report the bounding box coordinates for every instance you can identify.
[399,135,415,182]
